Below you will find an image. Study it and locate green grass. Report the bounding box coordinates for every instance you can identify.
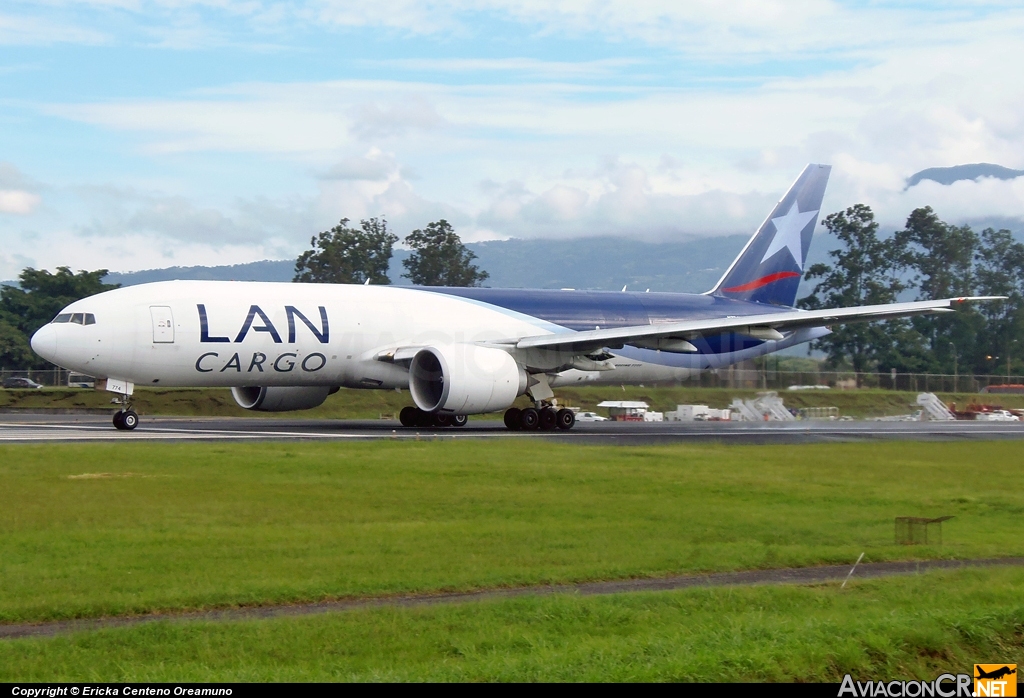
[2,440,1023,624]
[3,568,1022,681]
[3,384,1023,419]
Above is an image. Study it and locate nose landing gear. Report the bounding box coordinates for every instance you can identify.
[112,392,139,431]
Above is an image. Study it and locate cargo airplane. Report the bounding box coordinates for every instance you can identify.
[29,164,996,431]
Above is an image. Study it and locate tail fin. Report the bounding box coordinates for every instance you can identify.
[710,164,831,307]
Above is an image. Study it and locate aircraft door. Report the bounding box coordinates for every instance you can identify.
[151,306,175,343]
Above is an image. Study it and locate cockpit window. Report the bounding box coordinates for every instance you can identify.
[51,313,95,325]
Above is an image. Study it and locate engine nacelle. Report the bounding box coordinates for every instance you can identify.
[231,386,333,412]
[409,344,526,415]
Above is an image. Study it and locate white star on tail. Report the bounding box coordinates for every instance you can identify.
[760,201,819,269]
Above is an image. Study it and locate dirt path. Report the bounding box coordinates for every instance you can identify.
[4,557,1022,640]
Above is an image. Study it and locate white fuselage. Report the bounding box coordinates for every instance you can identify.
[31,280,705,391]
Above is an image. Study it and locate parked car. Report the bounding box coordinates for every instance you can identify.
[575,411,608,422]
[976,410,1020,422]
[3,376,43,389]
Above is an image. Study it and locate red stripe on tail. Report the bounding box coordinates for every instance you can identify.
[722,271,801,293]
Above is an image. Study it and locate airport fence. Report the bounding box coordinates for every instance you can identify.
[1,368,93,388]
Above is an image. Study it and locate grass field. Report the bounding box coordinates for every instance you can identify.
[2,440,1022,625]
[3,568,1022,681]
[3,384,1023,419]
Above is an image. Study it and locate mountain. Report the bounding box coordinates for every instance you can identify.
[105,260,296,286]
[906,163,1024,189]
[104,235,761,293]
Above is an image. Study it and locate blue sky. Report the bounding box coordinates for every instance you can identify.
[2,1,1024,277]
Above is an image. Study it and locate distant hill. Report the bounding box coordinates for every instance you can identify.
[105,260,297,286]
[105,235,758,293]
[23,223,1024,294]
[906,163,1024,189]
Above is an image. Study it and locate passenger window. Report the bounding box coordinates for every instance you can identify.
[71,313,84,325]
[52,314,72,323]
[85,314,96,325]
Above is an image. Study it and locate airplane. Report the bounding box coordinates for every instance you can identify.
[29,164,999,432]
[976,666,1016,681]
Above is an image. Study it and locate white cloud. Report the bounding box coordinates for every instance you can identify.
[0,12,108,45]
[0,190,42,215]
[319,148,399,181]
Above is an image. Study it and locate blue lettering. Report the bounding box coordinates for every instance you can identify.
[286,306,329,344]
[234,305,283,344]
[248,352,267,372]
[195,352,218,372]
[198,305,230,343]
[220,353,242,372]
[301,353,327,372]
[273,352,297,372]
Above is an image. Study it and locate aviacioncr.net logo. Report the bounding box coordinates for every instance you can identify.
[839,674,973,697]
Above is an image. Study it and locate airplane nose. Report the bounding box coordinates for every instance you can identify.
[30,325,57,362]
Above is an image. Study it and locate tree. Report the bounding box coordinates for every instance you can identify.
[901,207,982,373]
[798,204,918,377]
[402,219,489,287]
[0,267,119,369]
[0,319,34,370]
[973,227,1024,376]
[294,217,397,284]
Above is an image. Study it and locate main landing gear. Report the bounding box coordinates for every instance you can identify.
[112,393,139,431]
[399,406,468,429]
[503,405,575,431]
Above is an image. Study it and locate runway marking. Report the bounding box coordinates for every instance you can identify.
[2,556,1021,640]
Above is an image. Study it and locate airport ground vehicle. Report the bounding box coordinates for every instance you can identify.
[2,376,43,389]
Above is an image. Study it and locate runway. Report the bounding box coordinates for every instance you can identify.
[2,411,1023,444]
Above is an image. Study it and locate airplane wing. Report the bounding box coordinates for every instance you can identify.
[514,297,1004,354]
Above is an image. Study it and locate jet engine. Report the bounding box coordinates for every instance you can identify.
[409,344,526,415]
[231,386,334,412]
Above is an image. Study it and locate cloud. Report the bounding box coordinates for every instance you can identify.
[0,190,42,215]
[349,96,446,140]
[0,12,108,45]
[369,57,644,79]
[476,157,777,240]
[74,184,314,249]
[319,148,399,181]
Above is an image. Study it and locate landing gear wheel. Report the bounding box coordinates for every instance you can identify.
[432,413,452,428]
[414,409,434,428]
[114,410,138,431]
[451,414,468,427]
[539,407,558,431]
[503,407,522,430]
[399,406,418,427]
[556,408,576,430]
[519,407,540,431]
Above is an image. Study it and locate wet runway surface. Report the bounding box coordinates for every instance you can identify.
[2,411,1024,444]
